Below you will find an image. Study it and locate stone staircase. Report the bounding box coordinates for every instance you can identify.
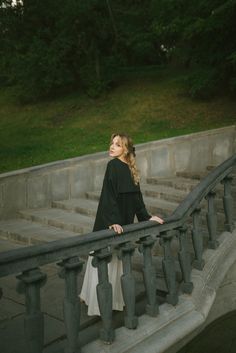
[0,166,235,248]
[0,166,234,280]
[1,165,235,352]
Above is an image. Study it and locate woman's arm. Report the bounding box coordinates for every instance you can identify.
[136,190,164,224]
[136,190,152,221]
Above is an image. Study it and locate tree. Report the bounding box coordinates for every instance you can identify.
[1,0,235,100]
[0,0,119,99]
[151,0,236,97]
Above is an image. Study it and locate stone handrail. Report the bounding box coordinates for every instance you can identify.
[0,153,235,353]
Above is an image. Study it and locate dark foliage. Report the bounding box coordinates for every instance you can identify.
[0,0,235,100]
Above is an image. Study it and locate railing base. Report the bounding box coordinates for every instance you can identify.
[208,240,219,249]
[125,316,138,329]
[100,328,115,344]
[225,223,234,232]
[192,259,205,271]
[146,303,159,317]
[182,282,194,294]
[166,293,178,306]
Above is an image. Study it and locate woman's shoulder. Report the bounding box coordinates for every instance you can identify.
[106,158,124,176]
[106,158,117,171]
[107,158,127,168]
[104,158,119,178]
[107,158,140,192]
[105,158,129,181]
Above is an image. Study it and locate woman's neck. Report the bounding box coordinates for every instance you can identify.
[117,156,128,164]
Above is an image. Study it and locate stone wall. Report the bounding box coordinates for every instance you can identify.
[0,125,235,219]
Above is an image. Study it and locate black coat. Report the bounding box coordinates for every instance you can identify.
[93,158,151,231]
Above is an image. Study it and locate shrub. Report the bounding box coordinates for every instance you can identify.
[183,68,220,99]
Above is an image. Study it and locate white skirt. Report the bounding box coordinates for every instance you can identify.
[80,253,124,316]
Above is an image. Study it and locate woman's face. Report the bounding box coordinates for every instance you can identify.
[109,136,126,159]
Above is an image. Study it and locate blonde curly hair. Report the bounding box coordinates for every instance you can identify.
[110,133,140,185]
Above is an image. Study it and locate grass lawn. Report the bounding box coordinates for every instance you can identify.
[0,68,235,173]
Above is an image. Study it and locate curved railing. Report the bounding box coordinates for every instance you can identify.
[0,153,235,353]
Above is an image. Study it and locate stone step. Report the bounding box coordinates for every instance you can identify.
[85,184,229,215]
[177,170,236,188]
[85,190,100,201]
[142,180,230,212]
[19,208,94,234]
[144,196,178,217]
[54,193,178,220]
[52,198,98,217]
[86,183,187,205]
[53,196,228,228]
[0,219,80,245]
[147,176,236,199]
[141,183,187,204]
[180,165,236,179]
[176,171,208,180]
[85,185,186,205]
[146,176,199,193]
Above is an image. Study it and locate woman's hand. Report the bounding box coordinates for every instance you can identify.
[109,224,123,234]
[149,215,164,224]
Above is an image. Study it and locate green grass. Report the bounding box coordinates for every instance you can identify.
[1,68,235,173]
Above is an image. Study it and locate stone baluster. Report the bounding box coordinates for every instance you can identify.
[177,225,193,294]
[16,268,47,353]
[117,241,138,329]
[191,207,205,270]
[92,248,115,343]
[58,256,84,353]
[160,231,178,306]
[137,235,159,316]
[205,191,219,249]
[221,175,234,232]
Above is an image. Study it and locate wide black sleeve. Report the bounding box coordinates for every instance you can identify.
[93,162,122,231]
[135,190,151,222]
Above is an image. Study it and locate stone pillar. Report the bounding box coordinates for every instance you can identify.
[221,175,234,232]
[177,225,193,294]
[58,256,84,353]
[92,248,115,343]
[160,231,178,306]
[138,235,159,316]
[17,268,47,353]
[191,207,205,270]
[117,241,138,329]
[206,191,219,249]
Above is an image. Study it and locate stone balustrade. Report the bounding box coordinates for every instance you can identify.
[0,153,235,353]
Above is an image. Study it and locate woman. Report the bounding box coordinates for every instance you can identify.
[80,133,164,316]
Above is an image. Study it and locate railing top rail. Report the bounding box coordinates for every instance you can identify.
[0,153,235,278]
[0,221,167,277]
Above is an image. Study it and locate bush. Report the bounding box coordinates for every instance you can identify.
[229,77,236,96]
[183,68,220,99]
[79,56,118,98]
